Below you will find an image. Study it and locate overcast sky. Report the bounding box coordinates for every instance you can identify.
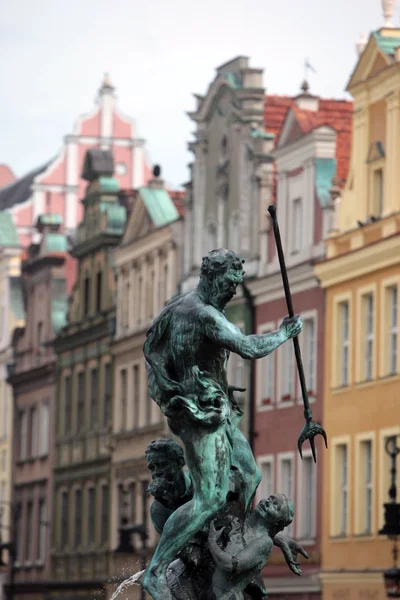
[0,0,397,188]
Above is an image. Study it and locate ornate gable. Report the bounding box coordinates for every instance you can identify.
[346,30,397,91]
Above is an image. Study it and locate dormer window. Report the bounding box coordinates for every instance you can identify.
[83,276,90,316]
[292,198,303,254]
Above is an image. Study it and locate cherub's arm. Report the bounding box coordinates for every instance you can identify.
[273,533,309,576]
[200,306,302,360]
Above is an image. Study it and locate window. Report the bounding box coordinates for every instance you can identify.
[64,375,72,434]
[74,489,82,548]
[339,301,350,386]
[90,368,98,428]
[292,198,303,253]
[118,483,126,525]
[37,320,43,348]
[360,439,373,534]
[120,369,127,431]
[87,488,95,546]
[133,364,140,428]
[77,372,85,432]
[260,459,273,499]
[1,450,6,472]
[337,444,348,536]
[122,278,130,330]
[1,387,7,438]
[363,294,374,381]
[279,456,294,535]
[303,318,316,395]
[258,327,275,406]
[142,480,149,527]
[39,402,49,456]
[299,456,316,539]
[281,342,294,401]
[29,406,37,457]
[148,270,155,321]
[84,276,90,316]
[100,485,109,545]
[19,411,28,460]
[14,502,21,562]
[103,363,112,427]
[60,491,69,550]
[129,482,136,524]
[115,162,127,176]
[389,286,398,375]
[163,265,168,306]
[138,275,143,324]
[373,168,383,217]
[37,499,46,561]
[96,271,102,313]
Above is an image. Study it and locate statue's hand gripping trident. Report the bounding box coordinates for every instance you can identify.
[268,204,328,462]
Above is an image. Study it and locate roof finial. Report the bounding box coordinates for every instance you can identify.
[382,0,396,27]
[302,58,316,94]
[356,32,368,56]
[99,72,115,95]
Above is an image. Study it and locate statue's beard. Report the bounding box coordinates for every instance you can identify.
[147,476,180,501]
[207,278,236,309]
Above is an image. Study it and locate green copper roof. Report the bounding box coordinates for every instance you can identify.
[10,277,24,321]
[223,72,242,89]
[44,233,67,253]
[315,158,336,207]
[139,187,179,228]
[51,278,68,333]
[99,176,119,192]
[38,213,62,227]
[0,212,19,247]
[251,130,275,140]
[100,202,126,235]
[373,31,400,56]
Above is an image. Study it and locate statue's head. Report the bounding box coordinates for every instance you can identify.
[199,249,245,309]
[256,494,295,534]
[145,439,185,497]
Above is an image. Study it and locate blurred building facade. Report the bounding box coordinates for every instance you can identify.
[7,214,68,599]
[0,76,152,254]
[315,14,400,600]
[250,86,352,598]
[51,149,126,598]
[182,56,285,440]
[109,167,183,596]
[0,214,24,600]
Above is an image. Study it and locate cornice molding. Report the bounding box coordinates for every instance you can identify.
[315,233,400,288]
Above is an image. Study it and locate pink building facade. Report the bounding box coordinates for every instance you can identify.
[0,76,152,250]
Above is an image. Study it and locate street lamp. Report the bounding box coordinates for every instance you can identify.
[379,435,400,597]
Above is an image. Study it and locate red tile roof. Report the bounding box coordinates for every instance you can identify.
[263,95,353,196]
[290,99,353,183]
[168,190,185,217]
[264,95,295,138]
[0,165,16,188]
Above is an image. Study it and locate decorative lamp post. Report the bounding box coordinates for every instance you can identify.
[379,435,400,597]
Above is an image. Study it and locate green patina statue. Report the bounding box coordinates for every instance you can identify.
[145,440,308,600]
[142,248,304,599]
[208,494,294,599]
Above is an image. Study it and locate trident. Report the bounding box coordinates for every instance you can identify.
[268,204,328,462]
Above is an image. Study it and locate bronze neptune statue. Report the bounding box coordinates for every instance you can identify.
[140,247,308,599]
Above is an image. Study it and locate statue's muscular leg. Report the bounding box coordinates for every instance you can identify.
[143,424,232,600]
[230,424,261,512]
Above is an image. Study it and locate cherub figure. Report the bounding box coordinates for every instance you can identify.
[208,494,308,600]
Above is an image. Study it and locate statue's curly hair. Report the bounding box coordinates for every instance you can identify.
[200,249,245,278]
[145,438,185,468]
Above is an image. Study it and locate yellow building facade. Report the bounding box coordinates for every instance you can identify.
[315,24,400,600]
